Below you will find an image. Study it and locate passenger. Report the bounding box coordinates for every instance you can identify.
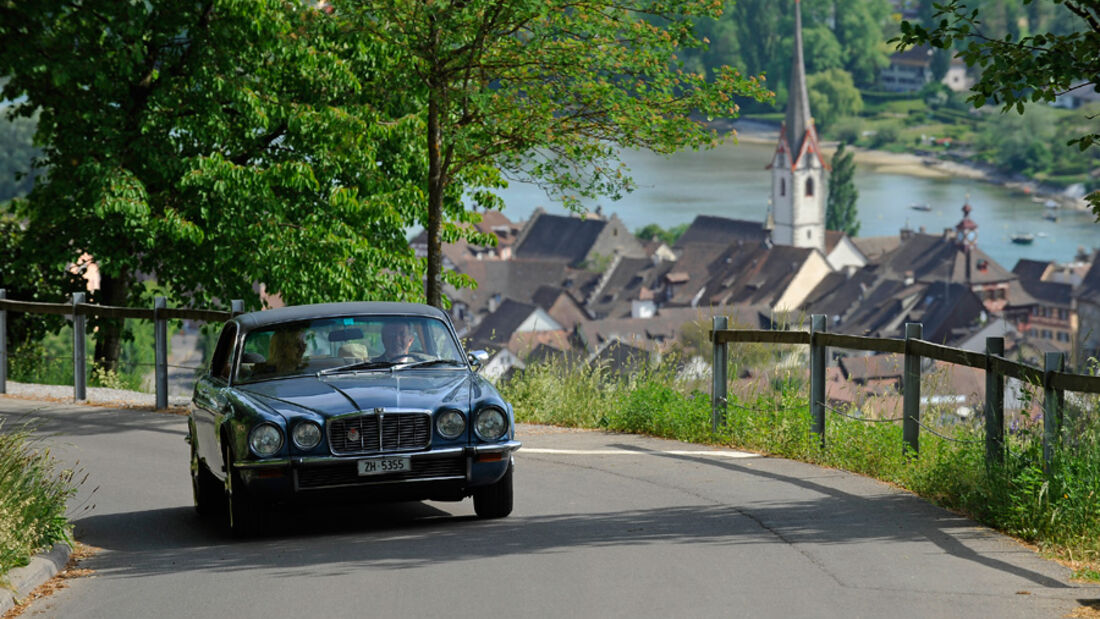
[267,329,308,374]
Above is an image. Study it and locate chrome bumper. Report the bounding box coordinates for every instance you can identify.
[234,440,522,469]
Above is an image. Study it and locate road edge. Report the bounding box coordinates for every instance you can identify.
[0,543,71,615]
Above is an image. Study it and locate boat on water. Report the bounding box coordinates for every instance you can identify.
[1011,233,1035,245]
[1043,211,1058,222]
[910,203,932,211]
[1044,199,1060,209]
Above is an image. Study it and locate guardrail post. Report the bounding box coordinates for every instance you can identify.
[984,337,1005,468]
[810,314,826,449]
[72,292,87,402]
[711,315,728,432]
[230,299,244,317]
[154,296,168,410]
[0,289,7,395]
[1043,352,1065,471]
[902,322,922,457]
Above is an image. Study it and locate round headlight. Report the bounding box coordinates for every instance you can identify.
[291,421,322,450]
[474,407,508,441]
[248,423,283,457]
[436,410,466,439]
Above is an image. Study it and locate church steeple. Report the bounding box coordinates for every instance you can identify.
[768,0,828,252]
[783,0,814,162]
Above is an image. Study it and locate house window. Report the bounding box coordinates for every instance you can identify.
[805,177,814,196]
[807,230,812,240]
[780,178,786,196]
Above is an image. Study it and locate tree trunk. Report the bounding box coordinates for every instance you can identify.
[425,27,445,309]
[92,268,130,373]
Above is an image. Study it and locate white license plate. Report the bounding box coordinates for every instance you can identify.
[357,456,411,476]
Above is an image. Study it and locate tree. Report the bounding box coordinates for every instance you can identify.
[826,142,859,237]
[0,110,39,204]
[807,68,863,132]
[347,0,773,308]
[0,1,435,370]
[895,0,1100,214]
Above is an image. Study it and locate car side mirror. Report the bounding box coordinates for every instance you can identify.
[467,350,489,369]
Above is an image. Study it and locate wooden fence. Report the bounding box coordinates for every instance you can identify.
[710,315,1100,468]
[0,289,242,409]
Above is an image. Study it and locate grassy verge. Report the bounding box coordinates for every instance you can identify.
[501,359,1100,580]
[0,421,78,580]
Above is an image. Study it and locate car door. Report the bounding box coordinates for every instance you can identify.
[192,322,238,480]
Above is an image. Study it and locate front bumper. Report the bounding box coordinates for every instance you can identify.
[234,440,521,501]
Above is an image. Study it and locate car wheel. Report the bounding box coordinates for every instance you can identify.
[224,443,264,537]
[473,463,513,519]
[190,438,220,519]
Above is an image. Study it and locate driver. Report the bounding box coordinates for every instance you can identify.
[377,321,415,362]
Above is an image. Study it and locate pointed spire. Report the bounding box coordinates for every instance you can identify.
[784,0,814,159]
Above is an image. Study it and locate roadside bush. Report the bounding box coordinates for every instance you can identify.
[0,421,78,579]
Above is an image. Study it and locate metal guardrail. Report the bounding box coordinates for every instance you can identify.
[710,314,1100,469]
[0,289,244,409]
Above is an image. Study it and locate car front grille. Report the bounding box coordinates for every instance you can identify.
[296,457,466,489]
[328,411,431,455]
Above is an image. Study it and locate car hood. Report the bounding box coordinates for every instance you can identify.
[237,370,478,418]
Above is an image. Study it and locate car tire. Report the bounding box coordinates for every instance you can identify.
[224,443,264,537]
[473,463,513,519]
[191,439,220,519]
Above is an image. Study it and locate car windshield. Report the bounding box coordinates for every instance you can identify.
[236,315,466,383]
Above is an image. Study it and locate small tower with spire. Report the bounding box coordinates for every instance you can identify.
[768,0,828,252]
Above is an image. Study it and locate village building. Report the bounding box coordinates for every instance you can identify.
[879,45,974,93]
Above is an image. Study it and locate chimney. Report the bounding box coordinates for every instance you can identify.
[900,226,913,241]
[904,270,915,286]
[943,227,954,239]
[919,226,926,234]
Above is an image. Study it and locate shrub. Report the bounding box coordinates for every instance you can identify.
[0,421,79,578]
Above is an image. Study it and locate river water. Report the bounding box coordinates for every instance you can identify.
[496,138,1100,270]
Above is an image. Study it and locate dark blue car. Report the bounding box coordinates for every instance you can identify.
[188,302,520,534]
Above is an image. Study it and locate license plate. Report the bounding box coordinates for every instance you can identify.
[357,456,411,476]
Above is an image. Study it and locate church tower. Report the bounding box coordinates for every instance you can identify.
[769,0,828,251]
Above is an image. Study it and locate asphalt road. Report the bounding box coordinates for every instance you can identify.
[2,397,1097,618]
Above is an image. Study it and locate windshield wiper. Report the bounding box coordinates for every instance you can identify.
[317,360,396,376]
[393,359,466,370]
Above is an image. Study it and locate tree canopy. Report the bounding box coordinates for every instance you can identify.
[345,0,773,306]
[0,0,433,367]
[826,142,859,237]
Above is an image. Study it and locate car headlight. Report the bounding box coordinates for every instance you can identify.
[474,407,508,441]
[291,421,322,449]
[436,410,466,439]
[248,423,284,457]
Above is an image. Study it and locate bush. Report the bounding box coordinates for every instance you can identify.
[0,421,78,578]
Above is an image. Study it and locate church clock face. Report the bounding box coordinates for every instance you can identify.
[966,230,977,243]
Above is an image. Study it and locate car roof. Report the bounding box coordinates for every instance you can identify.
[233,302,450,331]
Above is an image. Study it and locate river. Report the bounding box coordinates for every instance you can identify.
[495,138,1100,270]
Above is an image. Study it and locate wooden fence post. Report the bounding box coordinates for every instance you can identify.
[902,322,923,457]
[1043,351,1065,471]
[154,296,168,410]
[712,315,728,432]
[0,289,6,395]
[984,336,1005,468]
[810,314,826,449]
[72,292,86,402]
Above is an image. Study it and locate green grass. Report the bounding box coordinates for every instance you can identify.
[0,421,79,580]
[500,358,1100,579]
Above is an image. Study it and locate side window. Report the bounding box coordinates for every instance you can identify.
[210,323,239,382]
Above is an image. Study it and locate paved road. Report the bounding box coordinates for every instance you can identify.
[2,397,1097,618]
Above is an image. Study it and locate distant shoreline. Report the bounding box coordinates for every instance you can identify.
[725,119,1090,212]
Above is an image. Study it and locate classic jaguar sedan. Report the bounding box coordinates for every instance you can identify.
[187,302,520,533]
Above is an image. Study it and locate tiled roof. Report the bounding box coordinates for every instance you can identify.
[467,299,539,347]
[513,213,607,264]
[674,216,766,248]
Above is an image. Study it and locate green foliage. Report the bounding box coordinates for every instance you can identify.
[346,0,774,306]
[894,0,1100,214]
[501,356,1100,576]
[634,222,689,245]
[826,143,860,237]
[806,68,863,131]
[0,421,79,578]
[0,0,437,372]
[10,322,164,392]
